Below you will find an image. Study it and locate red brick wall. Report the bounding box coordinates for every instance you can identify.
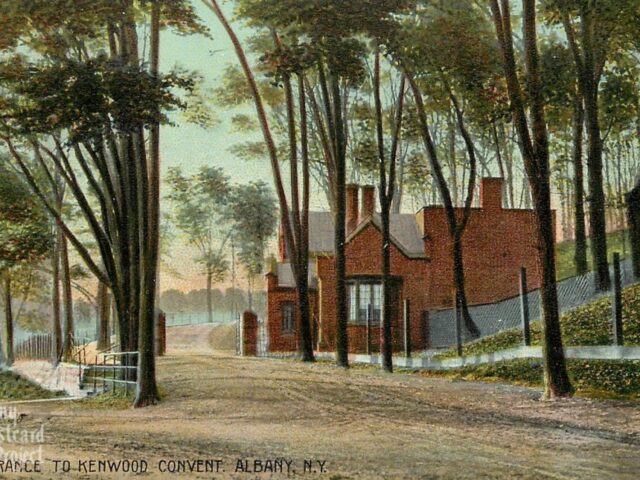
[317,223,429,353]
[265,272,318,352]
[242,311,258,356]
[268,178,552,353]
[422,198,554,309]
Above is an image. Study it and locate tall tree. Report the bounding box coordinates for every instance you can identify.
[227,181,278,311]
[540,41,588,275]
[544,0,640,289]
[489,0,573,398]
[205,0,317,362]
[0,167,52,366]
[166,166,232,323]
[390,3,503,337]
[0,0,205,406]
[372,51,406,372]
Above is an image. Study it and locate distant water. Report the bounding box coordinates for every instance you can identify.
[2,311,241,347]
[165,310,239,327]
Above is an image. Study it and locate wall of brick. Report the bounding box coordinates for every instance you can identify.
[265,272,319,352]
[242,311,258,356]
[316,223,429,353]
[421,178,554,309]
[267,178,551,353]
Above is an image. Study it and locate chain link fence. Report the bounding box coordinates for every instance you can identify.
[428,258,637,348]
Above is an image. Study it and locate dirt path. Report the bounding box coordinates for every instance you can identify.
[3,351,640,479]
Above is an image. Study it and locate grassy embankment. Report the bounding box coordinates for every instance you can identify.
[556,228,630,280]
[0,370,65,401]
[429,282,640,399]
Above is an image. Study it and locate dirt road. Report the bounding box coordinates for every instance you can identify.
[3,327,640,479]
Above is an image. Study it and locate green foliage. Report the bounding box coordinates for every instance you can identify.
[0,371,65,400]
[0,57,192,142]
[165,166,231,281]
[236,0,411,85]
[429,358,640,399]
[600,58,640,135]
[435,283,640,360]
[181,76,220,129]
[392,1,507,125]
[226,181,278,281]
[556,229,631,280]
[0,167,51,271]
[540,41,577,131]
[214,65,283,109]
[0,0,207,55]
[10,267,51,332]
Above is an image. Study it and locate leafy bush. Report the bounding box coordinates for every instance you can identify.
[434,283,640,359]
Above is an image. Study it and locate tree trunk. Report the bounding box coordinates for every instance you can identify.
[296,271,314,360]
[3,275,13,366]
[333,73,349,368]
[584,101,609,290]
[206,0,309,364]
[452,233,479,338]
[572,95,588,275]
[374,55,405,373]
[406,75,480,339]
[61,234,74,360]
[97,280,111,351]
[380,208,393,372]
[297,73,314,362]
[52,225,63,363]
[580,7,610,291]
[134,0,160,407]
[626,181,640,278]
[206,269,213,323]
[490,0,572,398]
[530,179,573,398]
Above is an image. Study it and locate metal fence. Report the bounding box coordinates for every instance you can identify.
[428,258,637,348]
[81,351,138,395]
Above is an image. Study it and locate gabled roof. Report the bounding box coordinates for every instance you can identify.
[306,212,426,259]
[276,262,318,289]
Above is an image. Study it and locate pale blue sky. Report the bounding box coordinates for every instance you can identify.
[158,1,294,291]
[160,1,260,184]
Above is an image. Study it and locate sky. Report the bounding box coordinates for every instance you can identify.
[157,1,304,293]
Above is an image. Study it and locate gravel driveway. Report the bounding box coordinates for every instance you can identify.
[3,325,639,479]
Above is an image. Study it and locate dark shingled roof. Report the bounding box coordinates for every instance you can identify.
[276,262,318,289]
[305,212,426,259]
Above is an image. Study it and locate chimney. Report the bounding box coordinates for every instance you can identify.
[346,184,359,234]
[360,185,375,223]
[480,177,504,211]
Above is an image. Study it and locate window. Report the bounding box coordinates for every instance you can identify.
[281,302,295,333]
[348,280,382,325]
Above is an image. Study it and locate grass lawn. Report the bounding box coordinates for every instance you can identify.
[0,370,66,401]
[556,229,631,280]
[418,358,640,400]
[434,283,640,360]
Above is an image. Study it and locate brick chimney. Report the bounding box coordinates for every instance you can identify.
[480,177,504,211]
[346,184,359,234]
[360,185,375,223]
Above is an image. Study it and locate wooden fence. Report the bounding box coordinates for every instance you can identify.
[15,334,53,360]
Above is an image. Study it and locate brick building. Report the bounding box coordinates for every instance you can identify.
[266,178,550,353]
